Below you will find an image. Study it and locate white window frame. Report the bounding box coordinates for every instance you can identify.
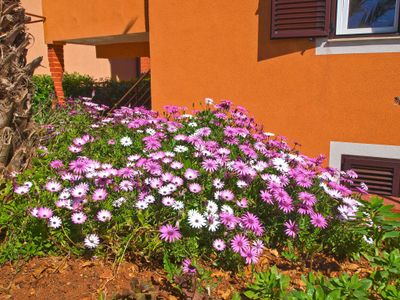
[336,0,400,35]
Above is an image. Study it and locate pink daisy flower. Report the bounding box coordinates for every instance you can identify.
[92,188,108,201]
[159,224,182,243]
[201,159,219,172]
[284,220,298,238]
[188,183,202,193]
[231,234,250,254]
[45,180,62,193]
[97,210,112,222]
[213,239,226,251]
[49,160,64,169]
[71,212,87,224]
[220,190,234,201]
[182,259,196,275]
[310,213,328,229]
[162,197,175,206]
[37,207,53,219]
[184,168,199,180]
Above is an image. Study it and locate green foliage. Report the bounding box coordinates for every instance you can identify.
[366,249,400,298]
[355,197,400,252]
[243,266,290,299]
[288,272,372,300]
[32,75,54,121]
[62,72,95,98]
[62,72,139,103]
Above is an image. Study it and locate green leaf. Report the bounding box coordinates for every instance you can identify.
[382,231,400,240]
[326,289,341,300]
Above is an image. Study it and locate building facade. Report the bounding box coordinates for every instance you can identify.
[36,0,400,197]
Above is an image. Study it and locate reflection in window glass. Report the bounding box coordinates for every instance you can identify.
[348,0,397,29]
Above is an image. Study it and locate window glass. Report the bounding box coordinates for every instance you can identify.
[348,0,397,29]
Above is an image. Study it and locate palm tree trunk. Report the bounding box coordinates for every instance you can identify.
[0,0,42,176]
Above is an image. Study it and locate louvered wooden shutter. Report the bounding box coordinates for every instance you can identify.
[341,155,400,197]
[271,0,332,38]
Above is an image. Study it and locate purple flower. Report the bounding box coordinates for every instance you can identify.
[232,161,250,176]
[241,247,260,265]
[45,180,62,193]
[310,213,328,229]
[159,224,182,243]
[37,207,53,219]
[71,183,89,198]
[182,259,196,275]
[49,160,64,169]
[71,212,87,224]
[97,210,112,222]
[92,188,107,201]
[220,190,234,201]
[162,197,175,206]
[201,159,219,172]
[260,190,273,204]
[213,239,226,251]
[184,168,199,180]
[188,183,202,193]
[241,212,264,236]
[220,212,239,230]
[284,220,298,238]
[69,159,90,175]
[299,192,317,206]
[231,234,250,254]
[14,185,30,195]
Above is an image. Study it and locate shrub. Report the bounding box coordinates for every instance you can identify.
[243,266,290,299]
[32,74,54,113]
[4,99,372,268]
[62,72,95,98]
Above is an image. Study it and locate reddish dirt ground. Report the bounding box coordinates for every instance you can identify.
[0,249,373,300]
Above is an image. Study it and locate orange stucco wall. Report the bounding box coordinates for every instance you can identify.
[42,0,147,43]
[149,0,400,159]
[22,0,138,79]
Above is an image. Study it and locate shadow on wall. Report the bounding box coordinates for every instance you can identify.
[109,58,139,80]
[256,0,315,61]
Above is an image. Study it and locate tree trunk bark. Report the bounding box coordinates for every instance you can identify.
[0,0,42,176]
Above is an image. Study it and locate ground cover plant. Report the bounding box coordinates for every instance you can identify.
[1,98,399,298]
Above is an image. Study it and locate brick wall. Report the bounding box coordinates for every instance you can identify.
[48,44,65,104]
[140,57,151,73]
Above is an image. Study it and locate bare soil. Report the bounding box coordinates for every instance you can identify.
[0,249,372,300]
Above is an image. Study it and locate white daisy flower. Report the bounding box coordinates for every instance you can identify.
[188,211,207,229]
[236,180,248,188]
[205,98,214,105]
[146,128,156,136]
[188,122,198,127]
[49,216,62,228]
[206,201,218,214]
[158,186,171,196]
[272,157,290,173]
[135,200,149,210]
[208,219,220,232]
[144,195,156,203]
[221,205,234,215]
[174,145,188,153]
[84,234,100,249]
[120,137,133,147]
[172,200,184,210]
[112,197,126,208]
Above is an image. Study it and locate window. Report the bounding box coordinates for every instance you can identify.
[341,155,400,196]
[336,0,400,35]
[270,0,400,38]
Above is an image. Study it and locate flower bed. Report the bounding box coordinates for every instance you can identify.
[1,98,399,298]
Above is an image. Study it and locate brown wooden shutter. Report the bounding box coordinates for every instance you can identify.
[271,0,332,38]
[341,155,400,197]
